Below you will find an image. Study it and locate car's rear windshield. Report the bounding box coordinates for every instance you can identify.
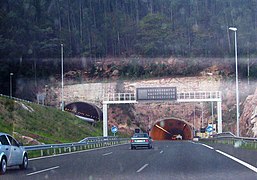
[133,133,148,138]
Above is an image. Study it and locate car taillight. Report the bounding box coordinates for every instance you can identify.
[131,139,134,143]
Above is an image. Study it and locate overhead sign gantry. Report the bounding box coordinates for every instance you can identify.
[102,87,222,137]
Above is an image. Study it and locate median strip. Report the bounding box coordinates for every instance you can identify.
[137,164,149,173]
[27,166,60,176]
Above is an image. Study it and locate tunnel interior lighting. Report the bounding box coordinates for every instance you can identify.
[155,124,172,135]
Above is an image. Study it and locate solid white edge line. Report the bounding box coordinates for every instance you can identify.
[29,143,129,161]
[216,150,257,173]
[27,166,60,176]
[201,144,214,150]
[102,152,113,156]
[137,164,149,173]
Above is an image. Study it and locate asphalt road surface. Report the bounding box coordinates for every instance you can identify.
[2,141,257,180]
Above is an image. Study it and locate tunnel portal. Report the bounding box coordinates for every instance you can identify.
[150,118,193,140]
[65,102,103,122]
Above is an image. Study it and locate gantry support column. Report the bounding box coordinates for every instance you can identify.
[217,101,222,133]
[103,103,108,137]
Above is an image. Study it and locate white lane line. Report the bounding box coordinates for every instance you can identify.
[216,150,257,173]
[201,144,214,150]
[137,164,149,173]
[102,152,113,156]
[27,166,60,176]
[160,150,163,154]
[29,143,128,161]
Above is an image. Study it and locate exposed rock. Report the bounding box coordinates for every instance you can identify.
[15,101,34,112]
[13,132,42,145]
[240,88,257,137]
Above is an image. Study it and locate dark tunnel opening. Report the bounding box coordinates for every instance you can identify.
[150,119,193,140]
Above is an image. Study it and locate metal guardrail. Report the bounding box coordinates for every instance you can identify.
[201,132,257,149]
[177,91,221,100]
[103,91,222,103]
[0,94,35,104]
[103,93,136,102]
[24,136,130,157]
[210,131,236,137]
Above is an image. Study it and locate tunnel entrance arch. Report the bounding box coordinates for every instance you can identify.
[65,102,103,122]
[103,90,222,137]
[150,118,193,140]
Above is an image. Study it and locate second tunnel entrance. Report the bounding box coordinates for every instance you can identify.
[150,118,193,140]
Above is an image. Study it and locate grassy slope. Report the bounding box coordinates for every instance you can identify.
[0,96,103,144]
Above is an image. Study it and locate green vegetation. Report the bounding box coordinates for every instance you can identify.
[1,0,257,97]
[0,96,103,144]
[202,139,257,151]
[1,0,257,58]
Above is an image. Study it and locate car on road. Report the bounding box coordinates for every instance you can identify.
[171,134,183,140]
[0,133,28,175]
[130,133,152,150]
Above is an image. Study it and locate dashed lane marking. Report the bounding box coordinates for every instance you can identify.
[29,143,128,161]
[137,164,149,173]
[27,166,60,176]
[102,152,113,156]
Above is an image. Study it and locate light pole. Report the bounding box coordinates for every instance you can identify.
[45,84,48,105]
[10,73,13,97]
[61,43,64,111]
[229,27,240,137]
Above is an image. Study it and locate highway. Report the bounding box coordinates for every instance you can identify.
[2,141,257,180]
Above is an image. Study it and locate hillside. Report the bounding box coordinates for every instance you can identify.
[1,1,257,58]
[0,96,103,144]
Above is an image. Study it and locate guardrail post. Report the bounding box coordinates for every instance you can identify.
[59,148,61,154]
[41,150,43,156]
[53,148,56,155]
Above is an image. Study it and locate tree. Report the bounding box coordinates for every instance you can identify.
[135,13,171,57]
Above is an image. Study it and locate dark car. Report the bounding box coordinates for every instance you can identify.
[130,133,152,150]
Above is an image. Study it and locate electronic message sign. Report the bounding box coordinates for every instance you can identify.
[136,87,177,101]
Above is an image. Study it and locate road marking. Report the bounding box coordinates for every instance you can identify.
[201,144,214,150]
[137,164,149,173]
[29,143,128,161]
[102,152,113,156]
[216,150,257,173]
[27,166,60,176]
[160,150,163,154]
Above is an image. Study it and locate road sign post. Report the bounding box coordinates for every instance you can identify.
[206,125,213,133]
[111,126,118,136]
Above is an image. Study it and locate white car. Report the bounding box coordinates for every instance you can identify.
[0,133,28,175]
